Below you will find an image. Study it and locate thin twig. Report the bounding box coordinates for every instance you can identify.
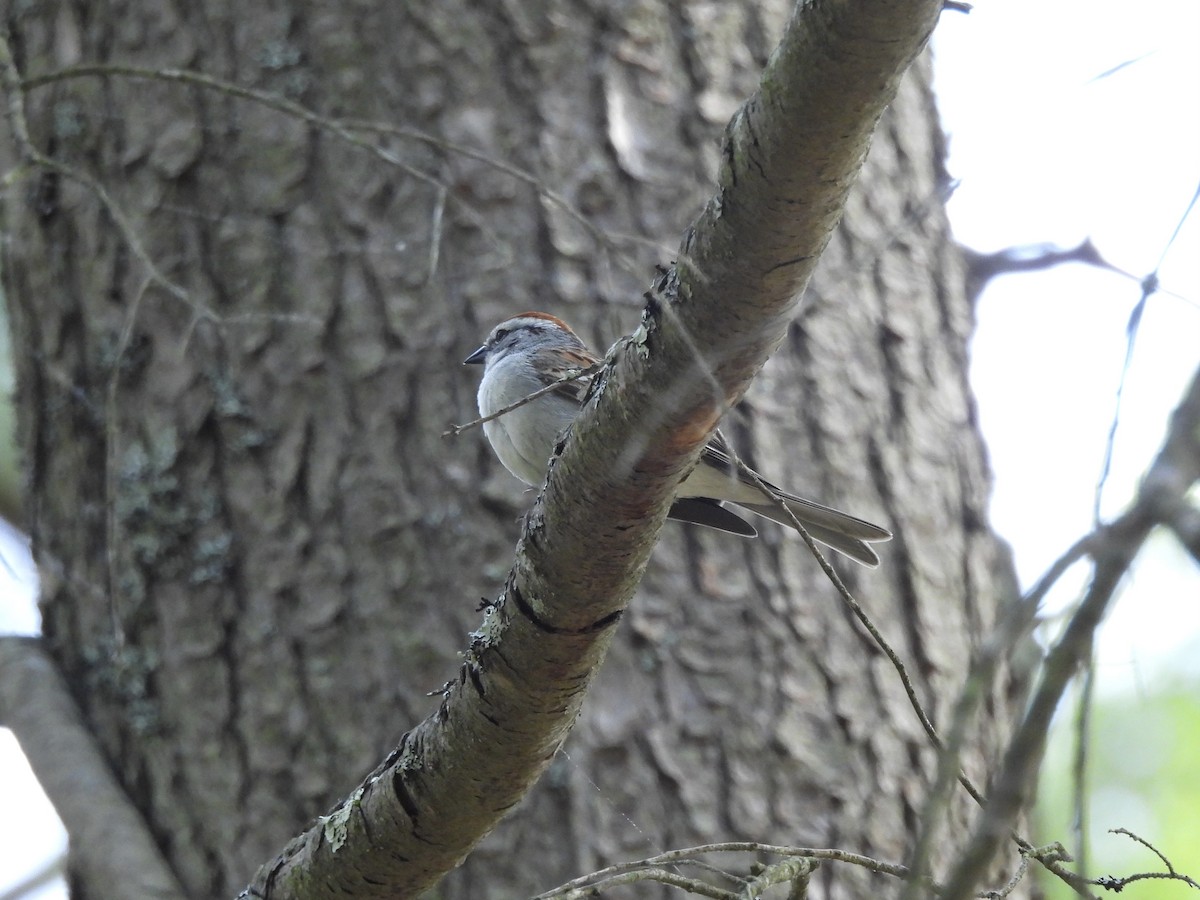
[1093,290,1149,525]
[983,855,1029,900]
[1094,178,1200,524]
[21,63,651,276]
[1102,870,1200,891]
[22,64,447,198]
[718,433,992,802]
[743,857,818,898]
[533,842,917,899]
[941,362,1200,900]
[344,118,667,279]
[549,867,740,900]
[939,529,1133,900]
[1110,828,1176,875]
[1070,660,1097,878]
[1020,533,1093,610]
[0,35,207,317]
[901,626,1002,900]
[442,363,602,438]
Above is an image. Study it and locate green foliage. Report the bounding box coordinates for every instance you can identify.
[1036,660,1200,898]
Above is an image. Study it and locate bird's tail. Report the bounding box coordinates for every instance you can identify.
[743,495,892,568]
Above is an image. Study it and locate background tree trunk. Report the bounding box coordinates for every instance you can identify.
[2,1,1022,897]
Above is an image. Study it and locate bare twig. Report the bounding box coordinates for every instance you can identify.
[1103,870,1200,891]
[723,358,1200,900]
[20,63,661,278]
[963,239,1120,290]
[1095,179,1199,523]
[940,362,1200,900]
[22,64,450,200]
[939,522,1138,900]
[901,598,1032,900]
[4,42,326,342]
[547,867,740,900]
[1020,533,1093,610]
[0,33,206,317]
[1070,660,1097,877]
[533,842,917,899]
[343,118,670,277]
[719,433,995,809]
[1110,828,1176,875]
[1093,290,1150,525]
[1080,831,1200,893]
[961,238,1196,310]
[744,857,818,899]
[442,362,603,437]
[982,855,1029,900]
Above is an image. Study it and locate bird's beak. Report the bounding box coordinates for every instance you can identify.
[462,345,488,365]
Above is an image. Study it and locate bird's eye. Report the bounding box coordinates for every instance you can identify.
[492,328,510,342]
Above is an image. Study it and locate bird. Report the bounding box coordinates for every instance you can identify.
[463,311,891,566]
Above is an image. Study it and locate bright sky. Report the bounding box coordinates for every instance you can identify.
[935,0,1200,686]
[2,1,1198,895]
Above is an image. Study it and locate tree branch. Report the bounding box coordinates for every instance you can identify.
[242,0,944,895]
[940,361,1200,900]
[0,636,187,900]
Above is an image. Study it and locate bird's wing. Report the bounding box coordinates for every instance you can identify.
[531,346,600,407]
[668,498,757,536]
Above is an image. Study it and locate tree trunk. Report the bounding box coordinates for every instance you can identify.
[1,1,1022,898]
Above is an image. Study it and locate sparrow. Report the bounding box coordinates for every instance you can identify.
[464,311,891,566]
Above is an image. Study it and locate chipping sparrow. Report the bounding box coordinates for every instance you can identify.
[464,311,891,566]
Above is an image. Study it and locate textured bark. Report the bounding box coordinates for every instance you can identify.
[1,1,1022,899]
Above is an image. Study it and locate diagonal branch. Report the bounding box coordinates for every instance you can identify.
[242,0,944,896]
[0,636,188,899]
[940,361,1200,900]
